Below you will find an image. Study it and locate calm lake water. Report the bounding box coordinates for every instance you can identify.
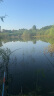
[0,37,54,95]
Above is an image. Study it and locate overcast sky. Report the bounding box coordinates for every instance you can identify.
[0,0,54,30]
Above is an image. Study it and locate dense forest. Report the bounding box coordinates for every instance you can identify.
[0,25,54,38]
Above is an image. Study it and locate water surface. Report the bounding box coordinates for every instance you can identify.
[0,37,54,95]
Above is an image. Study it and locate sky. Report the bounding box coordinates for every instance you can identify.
[0,0,54,30]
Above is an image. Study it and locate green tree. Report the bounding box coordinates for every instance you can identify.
[32,25,36,30]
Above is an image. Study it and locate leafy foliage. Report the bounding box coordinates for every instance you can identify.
[0,25,54,38]
[32,25,36,30]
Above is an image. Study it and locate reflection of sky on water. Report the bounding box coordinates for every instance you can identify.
[1,40,54,95]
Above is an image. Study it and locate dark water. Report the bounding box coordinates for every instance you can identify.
[0,38,54,95]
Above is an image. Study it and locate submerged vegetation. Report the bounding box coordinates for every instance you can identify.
[0,47,54,96]
[0,48,43,96]
[0,48,11,96]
